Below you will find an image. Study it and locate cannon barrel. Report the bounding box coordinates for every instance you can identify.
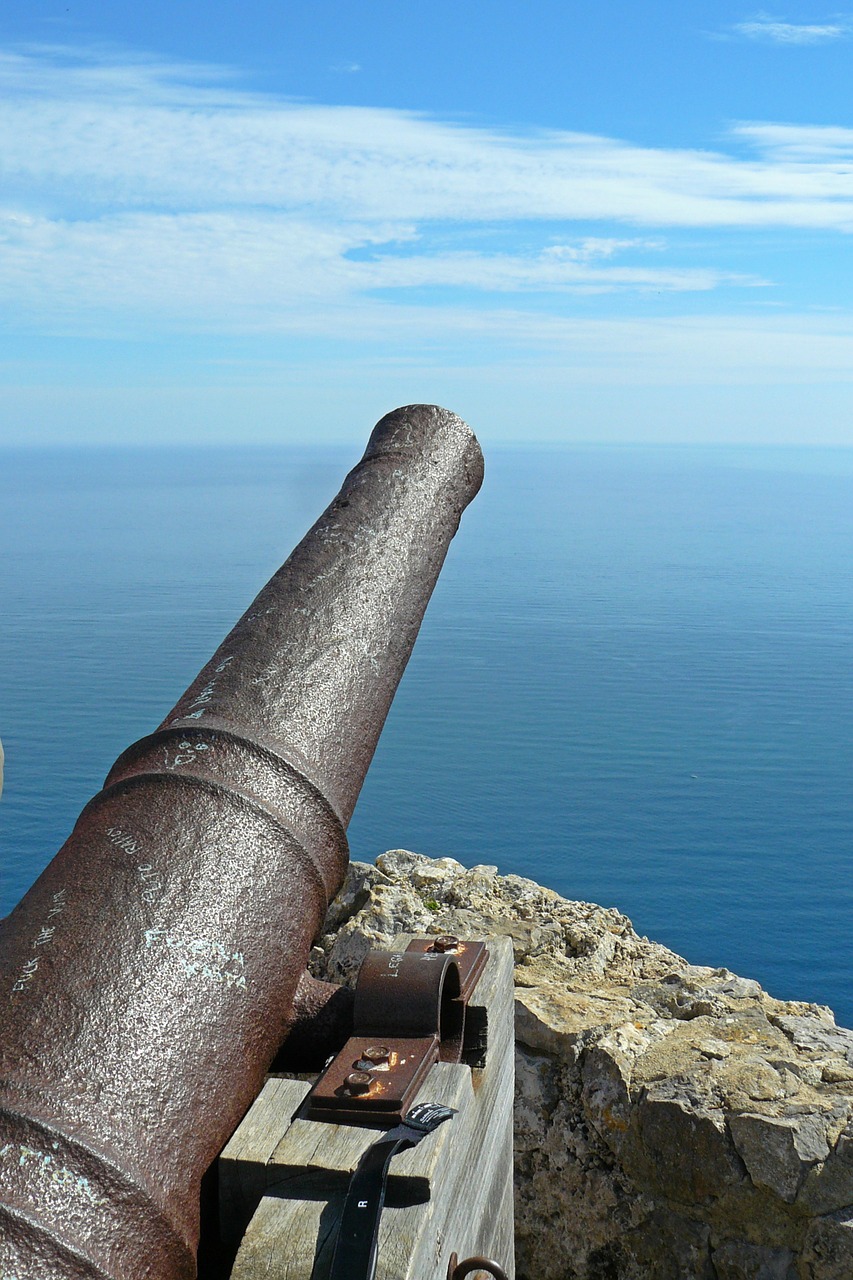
[0,405,484,1280]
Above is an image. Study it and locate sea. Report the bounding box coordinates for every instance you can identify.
[1,444,851,1028]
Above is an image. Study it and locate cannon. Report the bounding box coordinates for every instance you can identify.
[0,406,484,1280]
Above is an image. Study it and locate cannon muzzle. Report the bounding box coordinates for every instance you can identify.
[0,406,483,1279]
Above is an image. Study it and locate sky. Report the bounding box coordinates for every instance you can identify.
[2,2,853,446]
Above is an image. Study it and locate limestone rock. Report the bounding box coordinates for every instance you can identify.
[312,852,853,1279]
[729,1112,830,1203]
[801,1209,853,1280]
[710,1240,797,1279]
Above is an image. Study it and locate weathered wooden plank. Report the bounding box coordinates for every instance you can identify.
[220,1077,313,1252]
[223,935,515,1279]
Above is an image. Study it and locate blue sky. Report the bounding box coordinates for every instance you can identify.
[2,2,853,445]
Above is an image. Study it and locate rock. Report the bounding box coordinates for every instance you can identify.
[710,1239,797,1279]
[769,1015,853,1066]
[515,985,638,1060]
[319,860,379,933]
[629,1095,745,1204]
[581,1042,633,1146]
[312,852,853,1279]
[801,1208,853,1280]
[799,1124,853,1215]
[622,1208,715,1280]
[729,1112,830,1203]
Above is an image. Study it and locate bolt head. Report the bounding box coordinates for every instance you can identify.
[431,935,459,953]
[363,1044,391,1064]
[344,1070,372,1095]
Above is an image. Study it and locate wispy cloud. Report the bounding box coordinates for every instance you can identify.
[543,238,663,262]
[732,13,850,43]
[0,210,764,340]
[3,45,853,228]
[731,121,853,159]
[0,44,850,343]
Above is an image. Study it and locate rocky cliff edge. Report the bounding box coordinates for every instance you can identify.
[308,851,853,1280]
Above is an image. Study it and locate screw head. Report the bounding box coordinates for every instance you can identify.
[344,1070,373,1095]
[363,1044,391,1064]
[431,935,459,953]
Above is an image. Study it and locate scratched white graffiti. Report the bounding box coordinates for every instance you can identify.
[11,956,39,994]
[107,826,141,857]
[184,655,233,719]
[166,738,211,771]
[143,929,247,990]
[136,863,163,905]
[243,606,276,624]
[0,1142,103,1206]
[47,888,67,919]
[106,830,165,906]
[10,887,68,994]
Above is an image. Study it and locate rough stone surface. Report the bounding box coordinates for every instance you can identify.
[310,851,853,1280]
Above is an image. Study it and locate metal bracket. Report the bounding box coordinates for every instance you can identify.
[447,1254,510,1280]
[404,936,488,1004]
[304,938,487,1125]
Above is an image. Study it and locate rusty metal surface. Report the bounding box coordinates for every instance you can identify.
[305,1035,442,1125]
[0,406,483,1280]
[404,938,488,1003]
[353,949,464,1053]
[448,1256,510,1280]
[271,970,356,1072]
[306,946,462,1125]
[306,937,489,1125]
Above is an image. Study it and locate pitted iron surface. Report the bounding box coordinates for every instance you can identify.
[0,406,483,1280]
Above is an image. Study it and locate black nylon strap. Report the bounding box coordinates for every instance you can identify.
[322,1104,455,1280]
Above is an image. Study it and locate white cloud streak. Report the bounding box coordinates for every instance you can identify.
[0,209,764,337]
[733,14,850,44]
[2,47,853,230]
[0,44,848,348]
[731,122,853,160]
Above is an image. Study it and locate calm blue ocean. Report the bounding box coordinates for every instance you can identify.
[2,444,851,1027]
